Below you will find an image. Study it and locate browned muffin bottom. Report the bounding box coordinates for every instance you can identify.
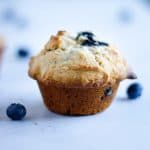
[38,81,119,115]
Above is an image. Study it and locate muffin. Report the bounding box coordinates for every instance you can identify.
[29,31,136,115]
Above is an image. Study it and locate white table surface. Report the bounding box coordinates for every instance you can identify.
[0,0,150,150]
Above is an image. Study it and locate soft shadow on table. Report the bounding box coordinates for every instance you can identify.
[117,96,133,102]
[26,98,88,121]
[26,99,65,121]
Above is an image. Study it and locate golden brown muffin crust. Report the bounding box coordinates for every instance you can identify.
[29,31,134,88]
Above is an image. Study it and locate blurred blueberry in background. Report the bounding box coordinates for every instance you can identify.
[141,0,150,8]
[1,7,28,29]
[16,47,30,59]
[1,8,17,22]
[118,8,133,24]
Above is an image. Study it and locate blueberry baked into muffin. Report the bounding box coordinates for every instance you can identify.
[29,31,136,115]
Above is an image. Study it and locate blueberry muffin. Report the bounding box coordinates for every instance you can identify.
[28,31,136,115]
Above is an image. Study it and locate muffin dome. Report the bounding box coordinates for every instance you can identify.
[29,31,134,88]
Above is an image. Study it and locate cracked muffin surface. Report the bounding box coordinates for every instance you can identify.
[29,31,132,88]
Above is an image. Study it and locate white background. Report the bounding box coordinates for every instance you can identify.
[0,0,150,150]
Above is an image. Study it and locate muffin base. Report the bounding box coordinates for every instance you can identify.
[38,81,119,115]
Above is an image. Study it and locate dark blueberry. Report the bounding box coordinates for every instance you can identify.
[76,31,109,47]
[17,47,30,58]
[97,41,109,46]
[104,87,113,97]
[82,39,109,47]
[127,83,143,99]
[7,103,26,120]
[76,31,95,40]
[81,39,96,46]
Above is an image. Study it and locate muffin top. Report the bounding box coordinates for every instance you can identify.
[29,31,136,88]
